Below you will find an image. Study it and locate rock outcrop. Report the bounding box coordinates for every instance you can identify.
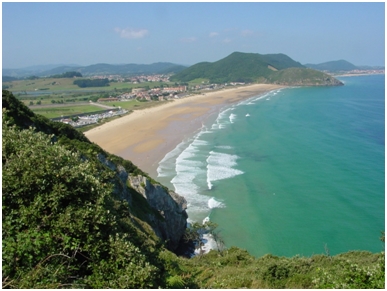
[96,153,188,251]
[97,153,132,204]
[128,175,188,251]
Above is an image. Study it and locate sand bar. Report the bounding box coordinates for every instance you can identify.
[85,83,284,177]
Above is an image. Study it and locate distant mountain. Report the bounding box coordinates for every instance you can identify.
[170,52,343,86]
[2,64,80,78]
[75,62,186,76]
[304,60,358,72]
[3,62,187,78]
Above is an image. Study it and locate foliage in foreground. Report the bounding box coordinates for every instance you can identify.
[2,117,166,288]
[161,248,385,289]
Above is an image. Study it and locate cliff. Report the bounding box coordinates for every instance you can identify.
[96,153,188,250]
[129,175,188,250]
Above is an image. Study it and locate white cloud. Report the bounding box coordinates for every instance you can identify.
[222,38,232,43]
[241,29,254,37]
[209,32,219,38]
[180,37,197,43]
[115,27,149,39]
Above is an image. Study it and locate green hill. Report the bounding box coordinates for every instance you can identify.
[171,52,343,86]
[2,90,383,288]
[265,67,343,86]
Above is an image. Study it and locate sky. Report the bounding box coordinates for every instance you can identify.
[2,2,385,69]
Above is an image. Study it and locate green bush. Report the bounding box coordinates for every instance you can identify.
[2,116,165,288]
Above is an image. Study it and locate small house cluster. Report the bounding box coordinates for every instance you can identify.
[97,86,188,102]
[91,74,171,83]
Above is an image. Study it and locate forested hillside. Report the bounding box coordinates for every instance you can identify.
[170,52,343,86]
[2,90,383,288]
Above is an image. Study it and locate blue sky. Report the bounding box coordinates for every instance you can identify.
[2,2,385,68]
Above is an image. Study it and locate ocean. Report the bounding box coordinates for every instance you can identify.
[156,74,385,258]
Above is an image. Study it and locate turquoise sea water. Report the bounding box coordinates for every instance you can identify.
[156,74,385,257]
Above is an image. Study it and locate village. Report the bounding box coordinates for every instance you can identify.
[57,73,246,128]
[94,75,244,102]
[97,85,190,102]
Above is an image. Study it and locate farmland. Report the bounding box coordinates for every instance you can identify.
[3,77,175,121]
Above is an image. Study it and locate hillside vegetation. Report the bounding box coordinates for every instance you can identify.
[2,90,384,288]
[170,52,343,86]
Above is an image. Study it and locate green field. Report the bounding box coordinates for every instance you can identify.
[31,104,106,119]
[5,77,184,124]
[3,77,173,93]
[29,99,171,119]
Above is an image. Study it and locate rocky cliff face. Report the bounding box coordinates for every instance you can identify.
[97,153,188,251]
[128,175,188,250]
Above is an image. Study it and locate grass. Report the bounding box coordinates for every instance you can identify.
[4,78,80,91]
[31,104,105,119]
[3,78,173,92]
[188,78,210,85]
[28,99,171,119]
[162,248,385,289]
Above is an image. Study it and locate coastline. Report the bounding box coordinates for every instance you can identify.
[85,83,284,177]
[333,72,385,77]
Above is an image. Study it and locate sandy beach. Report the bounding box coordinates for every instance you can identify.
[85,83,283,177]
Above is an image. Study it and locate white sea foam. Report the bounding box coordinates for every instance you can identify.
[211,107,237,130]
[165,131,214,218]
[206,151,244,189]
[194,233,218,255]
[172,143,204,196]
[229,113,237,123]
[208,197,225,209]
[157,139,192,177]
[215,145,233,150]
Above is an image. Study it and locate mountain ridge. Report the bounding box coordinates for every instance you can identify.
[170,52,343,86]
[304,60,385,72]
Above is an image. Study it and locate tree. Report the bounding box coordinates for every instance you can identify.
[51,71,82,78]
[73,78,109,88]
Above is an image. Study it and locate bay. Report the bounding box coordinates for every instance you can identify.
[157,74,385,257]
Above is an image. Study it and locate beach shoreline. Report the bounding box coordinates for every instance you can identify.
[85,83,284,177]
